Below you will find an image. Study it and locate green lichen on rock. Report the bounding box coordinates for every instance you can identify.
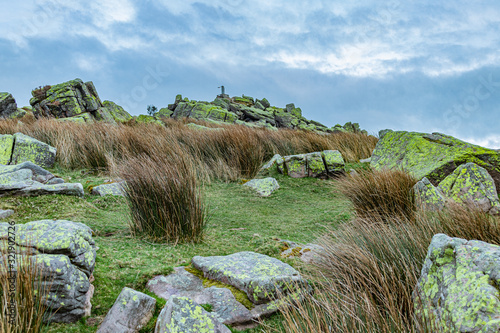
[11,133,57,168]
[414,177,447,211]
[306,152,326,177]
[102,100,132,123]
[414,234,500,332]
[371,131,500,191]
[155,296,230,333]
[0,134,14,165]
[243,177,279,197]
[438,163,500,214]
[56,113,94,124]
[136,114,163,125]
[322,150,345,174]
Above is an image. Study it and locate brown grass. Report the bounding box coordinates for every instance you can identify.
[337,169,418,222]
[0,244,53,333]
[0,119,378,181]
[116,152,206,243]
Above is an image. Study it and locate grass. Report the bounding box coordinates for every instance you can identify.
[0,165,351,332]
[117,153,206,243]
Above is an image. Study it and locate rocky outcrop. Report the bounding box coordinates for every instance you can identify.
[29,79,131,123]
[243,178,279,197]
[0,92,18,118]
[1,133,56,168]
[272,150,345,178]
[413,234,500,332]
[97,287,156,333]
[156,94,362,133]
[413,177,447,211]
[371,131,500,192]
[331,122,368,134]
[0,220,97,323]
[0,161,84,197]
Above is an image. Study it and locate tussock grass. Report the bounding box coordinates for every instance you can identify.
[117,153,206,244]
[338,169,418,222]
[0,246,52,333]
[0,119,377,181]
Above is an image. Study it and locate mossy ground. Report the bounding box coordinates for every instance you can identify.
[0,166,352,332]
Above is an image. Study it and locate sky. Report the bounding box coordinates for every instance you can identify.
[1,0,500,147]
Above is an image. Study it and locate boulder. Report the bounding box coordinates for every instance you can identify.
[5,182,85,197]
[136,115,163,125]
[97,287,156,333]
[11,133,57,168]
[57,113,94,123]
[278,239,325,264]
[413,177,447,211]
[0,134,14,165]
[0,220,97,323]
[322,150,345,174]
[30,79,103,119]
[148,267,254,328]
[306,152,326,177]
[0,92,18,118]
[260,154,283,171]
[371,131,500,192]
[413,234,500,333]
[277,151,344,178]
[91,182,126,197]
[191,251,307,305]
[438,162,500,214]
[102,100,132,123]
[243,178,279,197]
[0,209,14,219]
[155,296,231,333]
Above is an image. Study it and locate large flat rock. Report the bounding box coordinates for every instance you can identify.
[371,131,500,191]
[191,251,307,304]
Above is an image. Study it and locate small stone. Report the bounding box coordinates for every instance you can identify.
[243,178,279,197]
[91,182,126,196]
[0,209,14,219]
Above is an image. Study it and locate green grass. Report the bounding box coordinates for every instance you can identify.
[0,167,351,332]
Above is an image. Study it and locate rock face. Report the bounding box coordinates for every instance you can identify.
[413,177,447,211]
[192,251,307,305]
[371,131,500,192]
[0,161,84,197]
[0,134,15,165]
[10,133,57,168]
[413,234,500,333]
[155,296,231,333]
[0,92,18,118]
[29,79,131,123]
[243,178,279,197]
[438,162,500,214]
[274,150,345,178]
[156,94,362,133]
[97,287,156,333]
[0,220,97,323]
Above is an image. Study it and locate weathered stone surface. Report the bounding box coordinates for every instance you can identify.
[306,152,326,177]
[0,161,55,182]
[136,114,163,125]
[282,154,307,178]
[0,209,14,219]
[11,133,57,168]
[0,168,33,184]
[91,182,126,196]
[97,287,156,333]
[148,267,255,328]
[57,113,94,123]
[413,177,447,211]
[102,100,132,123]
[0,134,14,165]
[371,131,500,191]
[155,296,231,333]
[438,162,500,214]
[0,220,97,323]
[1,182,84,197]
[260,154,283,171]
[192,251,307,304]
[278,239,325,264]
[0,92,18,118]
[413,234,500,333]
[243,178,279,197]
[94,107,117,124]
[276,150,344,178]
[322,150,345,174]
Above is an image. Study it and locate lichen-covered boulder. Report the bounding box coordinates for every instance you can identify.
[243,178,279,197]
[0,220,97,323]
[0,161,55,183]
[371,131,500,192]
[191,251,307,305]
[102,100,132,123]
[413,177,447,211]
[260,154,283,172]
[322,150,345,174]
[97,287,156,333]
[30,79,103,119]
[0,92,18,118]
[91,182,126,196]
[0,134,14,165]
[438,163,500,214]
[155,296,231,333]
[306,152,326,177]
[136,114,163,125]
[56,112,94,123]
[281,154,307,178]
[11,133,56,168]
[413,234,500,333]
[277,150,345,178]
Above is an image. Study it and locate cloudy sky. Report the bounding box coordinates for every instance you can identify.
[1,0,500,146]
